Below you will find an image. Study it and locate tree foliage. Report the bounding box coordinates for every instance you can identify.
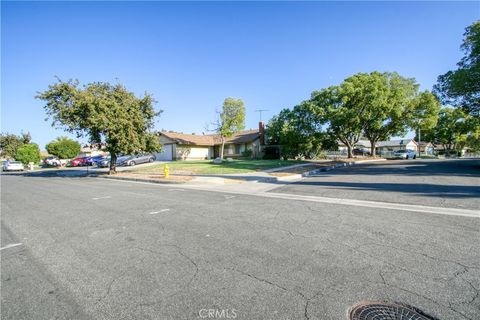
[15,143,41,165]
[434,21,480,117]
[269,72,440,158]
[37,79,161,174]
[0,132,31,159]
[266,102,333,159]
[310,72,429,157]
[46,136,81,159]
[217,97,245,159]
[422,108,471,154]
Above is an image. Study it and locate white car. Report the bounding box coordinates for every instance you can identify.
[44,156,61,166]
[2,160,24,171]
[393,149,417,159]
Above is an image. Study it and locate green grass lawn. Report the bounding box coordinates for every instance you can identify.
[134,159,307,174]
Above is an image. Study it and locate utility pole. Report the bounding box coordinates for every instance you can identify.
[418,127,421,157]
[254,109,269,122]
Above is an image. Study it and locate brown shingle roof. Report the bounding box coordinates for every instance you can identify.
[159,130,260,146]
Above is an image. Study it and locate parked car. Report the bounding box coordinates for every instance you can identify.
[353,148,371,156]
[392,149,417,159]
[84,155,106,166]
[97,156,111,168]
[2,160,24,171]
[119,154,156,166]
[44,156,61,166]
[69,157,88,167]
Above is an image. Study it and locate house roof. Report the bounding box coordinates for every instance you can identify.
[159,130,261,146]
[376,139,417,147]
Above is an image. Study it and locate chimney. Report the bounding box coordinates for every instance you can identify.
[259,121,265,145]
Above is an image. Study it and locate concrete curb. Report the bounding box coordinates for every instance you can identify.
[273,158,387,182]
[97,175,186,184]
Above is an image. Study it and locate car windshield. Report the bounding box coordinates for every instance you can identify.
[10,161,21,164]
[395,150,406,153]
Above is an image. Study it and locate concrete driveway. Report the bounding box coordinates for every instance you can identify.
[1,159,479,320]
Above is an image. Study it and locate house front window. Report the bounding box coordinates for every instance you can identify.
[235,144,241,154]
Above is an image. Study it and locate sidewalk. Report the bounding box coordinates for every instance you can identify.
[97,158,388,194]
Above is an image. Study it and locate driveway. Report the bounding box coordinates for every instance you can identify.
[1,159,479,320]
[271,159,480,210]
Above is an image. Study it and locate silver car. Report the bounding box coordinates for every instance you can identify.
[119,154,156,166]
[393,149,417,159]
[2,160,24,171]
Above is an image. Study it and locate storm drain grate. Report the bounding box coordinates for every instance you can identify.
[349,301,437,320]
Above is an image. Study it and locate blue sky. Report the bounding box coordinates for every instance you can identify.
[2,1,479,149]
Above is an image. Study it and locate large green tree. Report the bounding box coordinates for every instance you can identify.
[0,132,31,159]
[434,21,480,117]
[266,102,332,159]
[217,97,245,160]
[359,72,421,157]
[409,90,441,154]
[15,143,41,165]
[46,136,81,159]
[37,80,161,174]
[422,108,470,155]
[311,74,385,158]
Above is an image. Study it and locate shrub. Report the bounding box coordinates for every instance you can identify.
[241,149,253,158]
[15,143,41,165]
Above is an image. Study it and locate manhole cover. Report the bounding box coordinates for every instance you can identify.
[349,301,437,320]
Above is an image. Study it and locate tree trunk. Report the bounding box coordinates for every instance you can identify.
[109,152,117,175]
[347,144,353,158]
[369,140,376,157]
[220,137,225,160]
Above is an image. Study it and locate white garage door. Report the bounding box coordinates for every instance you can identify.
[154,144,173,161]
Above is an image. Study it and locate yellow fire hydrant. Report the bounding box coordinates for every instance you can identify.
[163,164,169,178]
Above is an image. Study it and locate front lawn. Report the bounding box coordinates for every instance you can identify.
[133,159,307,174]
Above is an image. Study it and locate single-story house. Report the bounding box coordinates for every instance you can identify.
[337,140,371,154]
[376,139,418,153]
[338,139,418,154]
[155,122,265,161]
[417,142,434,155]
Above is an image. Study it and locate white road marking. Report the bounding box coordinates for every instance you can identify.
[262,192,480,218]
[148,209,170,215]
[0,243,23,251]
[92,196,111,200]
[168,189,184,192]
[224,195,235,199]
[97,178,480,218]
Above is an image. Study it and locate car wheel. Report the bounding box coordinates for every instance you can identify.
[406,155,409,159]
[149,157,154,163]
[413,155,416,159]
[130,161,136,166]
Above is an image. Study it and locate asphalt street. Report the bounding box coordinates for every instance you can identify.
[1,159,479,320]
[273,159,480,210]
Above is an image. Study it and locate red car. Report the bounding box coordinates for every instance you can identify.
[69,157,87,167]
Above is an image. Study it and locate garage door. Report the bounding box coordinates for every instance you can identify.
[154,144,173,161]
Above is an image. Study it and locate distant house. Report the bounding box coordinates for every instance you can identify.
[417,142,434,155]
[155,123,265,161]
[338,138,418,155]
[376,139,418,154]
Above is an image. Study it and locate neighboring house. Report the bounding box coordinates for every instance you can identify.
[155,122,265,161]
[433,144,468,157]
[78,143,108,157]
[337,140,371,153]
[417,142,434,155]
[376,139,418,154]
[338,139,418,155]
